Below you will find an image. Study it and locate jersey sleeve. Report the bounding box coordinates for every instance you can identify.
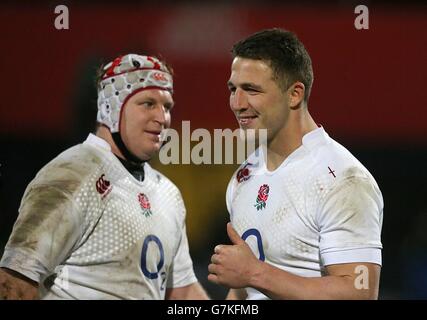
[166,223,198,288]
[225,176,235,216]
[317,174,384,267]
[226,167,241,219]
[0,183,83,283]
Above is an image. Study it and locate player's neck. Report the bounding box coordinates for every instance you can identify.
[265,109,317,171]
[95,125,126,160]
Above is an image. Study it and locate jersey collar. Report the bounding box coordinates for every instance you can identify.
[84,133,112,152]
[302,126,331,151]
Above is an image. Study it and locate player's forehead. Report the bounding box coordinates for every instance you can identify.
[228,57,274,86]
[130,89,174,104]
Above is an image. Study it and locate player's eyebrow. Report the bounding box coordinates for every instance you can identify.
[151,97,175,110]
[241,83,263,91]
[227,80,235,89]
[227,81,263,91]
[136,96,174,109]
[164,101,174,110]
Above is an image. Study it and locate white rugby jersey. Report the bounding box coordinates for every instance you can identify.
[0,134,197,299]
[226,127,383,300]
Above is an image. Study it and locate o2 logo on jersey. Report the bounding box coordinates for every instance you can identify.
[242,228,265,261]
[140,235,167,290]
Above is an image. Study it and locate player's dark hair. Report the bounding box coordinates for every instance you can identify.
[232,28,314,102]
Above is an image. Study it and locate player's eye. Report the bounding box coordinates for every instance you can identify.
[140,101,154,108]
[246,88,259,95]
[164,104,173,112]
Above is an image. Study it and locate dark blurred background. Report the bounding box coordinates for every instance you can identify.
[0,1,426,299]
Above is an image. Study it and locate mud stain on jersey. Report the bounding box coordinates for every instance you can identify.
[7,148,104,265]
[9,185,79,258]
[328,166,380,240]
[37,149,103,185]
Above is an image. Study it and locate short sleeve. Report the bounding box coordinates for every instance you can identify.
[166,224,197,288]
[0,184,83,283]
[318,174,383,266]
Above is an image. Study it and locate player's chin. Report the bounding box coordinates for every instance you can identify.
[238,121,261,132]
[143,146,160,159]
[134,145,159,161]
[243,126,264,134]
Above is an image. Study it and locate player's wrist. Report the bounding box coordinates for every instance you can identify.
[247,259,265,289]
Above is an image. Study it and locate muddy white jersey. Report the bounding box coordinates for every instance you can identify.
[0,134,197,299]
[226,127,383,300]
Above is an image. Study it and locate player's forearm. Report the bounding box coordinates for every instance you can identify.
[226,288,247,300]
[166,282,210,300]
[184,282,210,300]
[0,268,39,300]
[249,262,376,300]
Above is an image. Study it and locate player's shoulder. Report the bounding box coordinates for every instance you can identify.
[29,142,105,193]
[300,131,383,212]
[305,133,379,194]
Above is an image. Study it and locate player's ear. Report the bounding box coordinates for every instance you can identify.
[288,81,305,110]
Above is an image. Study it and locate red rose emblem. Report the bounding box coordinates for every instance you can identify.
[254,184,270,211]
[138,193,151,210]
[258,184,269,202]
[138,193,153,217]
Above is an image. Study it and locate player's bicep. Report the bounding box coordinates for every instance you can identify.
[325,262,381,299]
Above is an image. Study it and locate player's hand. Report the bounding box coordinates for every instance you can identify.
[208,222,261,288]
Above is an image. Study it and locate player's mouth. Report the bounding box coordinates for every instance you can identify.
[237,115,258,127]
[145,130,162,142]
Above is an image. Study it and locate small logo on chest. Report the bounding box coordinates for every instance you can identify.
[138,193,153,217]
[96,174,112,199]
[236,163,252,183]
[254,184,270,211]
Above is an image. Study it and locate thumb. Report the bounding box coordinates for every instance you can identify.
[227,222,243,245]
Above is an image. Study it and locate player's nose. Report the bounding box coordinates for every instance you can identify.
[153,104,167,126]
[230,88,249,112]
